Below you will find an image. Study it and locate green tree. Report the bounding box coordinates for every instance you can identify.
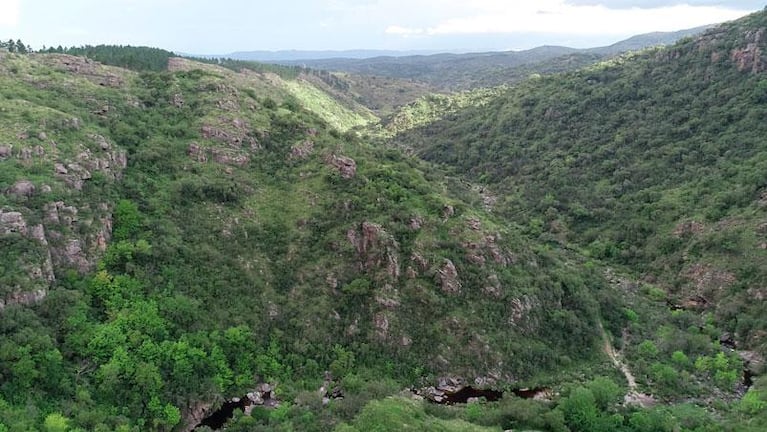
[43,413,70,432]
[15,39,27,54]
[586,377,621,411]
[559,387,600,432]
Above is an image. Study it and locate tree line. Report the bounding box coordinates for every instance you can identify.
[0,39,31,53]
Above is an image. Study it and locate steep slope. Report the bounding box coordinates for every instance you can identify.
[397,10,767,359]
[0,51,624,431]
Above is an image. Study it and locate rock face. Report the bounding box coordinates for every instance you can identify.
[739,350,766,375]
[327,154,357,179]
[682,263,736,307]
[201,122,259,149]
[347,222,401,280]
[0,210,28,235]
[180,401,213,432]
[0,289,47,311]
[730,28,767,73]
[41,54,124,87]
[438,259,461,294]
[0,210,55,309]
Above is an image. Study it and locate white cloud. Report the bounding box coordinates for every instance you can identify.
[385,25,425,35]
[387,1,753,37]
[0,0,20,28]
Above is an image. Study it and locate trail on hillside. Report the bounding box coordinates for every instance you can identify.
[599,322,656,408]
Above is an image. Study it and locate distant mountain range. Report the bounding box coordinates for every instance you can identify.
[217,25,713,63]
[221,49,449,61]
[211,25,713,90]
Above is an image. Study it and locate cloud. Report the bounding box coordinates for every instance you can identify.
[386,1,754,37]
[385,25,425,36]
[0,0,20,28]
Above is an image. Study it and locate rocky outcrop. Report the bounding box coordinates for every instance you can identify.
[0,210,55,309]
[187,142,208,163]
[290,140,314,160]
[374,312,390,339]
[0,289,47,311]
[201,122,259,150]
[673,220,705,237]
[437,259,461,294]
[211,148,249,166]
[7,180,35,198]
[180,401,213,432]
[508,296,537,327]
[172,93,185,108]
[682,263,736,306]
[738,350,766,376]
[414,377,506,405]
[730,28,767,73]
[483,274,503,298]
[0,210,28,235]
[326,154,356,179]
[244,383,280,414]
[347,222,400,280]
[40,54,124,87]
[374,284,401,309]
[58,239,91,273]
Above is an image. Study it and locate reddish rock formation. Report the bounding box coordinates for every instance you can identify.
[326,154,357,179]
[438,259,461,294]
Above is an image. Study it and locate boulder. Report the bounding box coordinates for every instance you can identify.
[0,211,28,235]
[326,154,357,179]
[438,259,461,294]
[0,144,12,158]
[739,350,766,375]
[8,180,35,198]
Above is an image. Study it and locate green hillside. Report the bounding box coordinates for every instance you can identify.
[0,50,638,431]
[1,9,767,432]
[397,6,767,412]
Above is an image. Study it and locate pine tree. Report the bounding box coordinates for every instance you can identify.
[16,39,27,54]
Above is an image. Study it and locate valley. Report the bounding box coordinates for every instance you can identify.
[0,8,766,432]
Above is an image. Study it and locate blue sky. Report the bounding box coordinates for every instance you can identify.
[1,1,761,53]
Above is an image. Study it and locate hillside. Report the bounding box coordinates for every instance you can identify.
[0,50,641,431]
[274,27,710,90]
[396,7,767,397]
[1,12,767,432]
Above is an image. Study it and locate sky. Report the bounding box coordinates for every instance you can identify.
[0,1,763,54]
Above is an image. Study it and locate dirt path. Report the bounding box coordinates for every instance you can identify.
[599,322,655,408]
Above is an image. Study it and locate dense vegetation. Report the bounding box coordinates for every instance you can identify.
[41,45,176,71]
[1,10,766,432]
[0,48,623,430]
[396,5,767,409]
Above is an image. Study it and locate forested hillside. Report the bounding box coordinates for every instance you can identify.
[0,48,633,431]
[397,6,767,406]
[1,9,767,432]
